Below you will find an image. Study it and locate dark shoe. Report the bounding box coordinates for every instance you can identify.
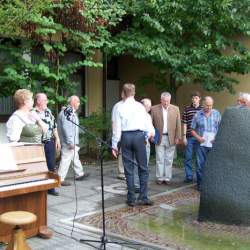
[127,201,136,207]
[134,187,140,193]
[156,180,163,185]
[75,173,90,181]
[137,199,154,206]
[48,190,59,196]
[117,175,126,180]
[61,180,72,186]
[184,179,193,183]
[164,180,171,185]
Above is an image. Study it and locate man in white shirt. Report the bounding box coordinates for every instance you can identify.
[112,83,154,207]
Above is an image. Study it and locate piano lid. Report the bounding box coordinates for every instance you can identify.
[0,144,48,181]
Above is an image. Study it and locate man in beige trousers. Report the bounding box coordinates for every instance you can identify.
[151,92,181,184]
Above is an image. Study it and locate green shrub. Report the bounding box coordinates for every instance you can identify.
[79,111,112,160]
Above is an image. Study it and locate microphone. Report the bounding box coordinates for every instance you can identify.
[63,106,73,120]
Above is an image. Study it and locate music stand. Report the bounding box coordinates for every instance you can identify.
[65,113,142,250]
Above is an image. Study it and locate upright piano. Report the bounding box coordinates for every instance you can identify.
[0,144,60,242]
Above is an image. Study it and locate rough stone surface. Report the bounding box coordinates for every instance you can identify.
[199,107,250,225]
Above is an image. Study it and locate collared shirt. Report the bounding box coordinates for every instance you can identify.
[112,100,124,122]
[162,106,168,134]
[182,104,203,137]
[34,108,57,142]
[57,106,79,145]
[191,109,221,137]
[112,96,152,149]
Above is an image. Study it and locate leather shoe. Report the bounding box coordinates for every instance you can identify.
[156,180,163,185]
[117,175,126,180]
[137,199,154,206]
[164,180,170,185]
[127,201,136,207]
[48,190,59,196]
[61,180,71,186]
[75,173,90,181]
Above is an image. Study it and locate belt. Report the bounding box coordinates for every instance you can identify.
[42,138,54,143]
[162,133,168,135]
[122,130,142,133]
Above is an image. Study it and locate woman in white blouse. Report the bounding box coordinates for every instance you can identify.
[6,89,48,143]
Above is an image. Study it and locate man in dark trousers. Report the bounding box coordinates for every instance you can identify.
[34,93,61,196]
[112,83,154,207]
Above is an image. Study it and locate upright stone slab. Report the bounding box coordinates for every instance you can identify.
[199,107,250,225]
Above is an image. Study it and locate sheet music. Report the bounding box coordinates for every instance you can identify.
[0,144,18,171]
[200,132,215,148]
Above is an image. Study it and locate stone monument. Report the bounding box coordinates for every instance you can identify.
[199,106,250,225]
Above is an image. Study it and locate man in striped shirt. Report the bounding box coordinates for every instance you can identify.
[182,91,202,183]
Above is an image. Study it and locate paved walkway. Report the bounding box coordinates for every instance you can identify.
[0,160,189,250]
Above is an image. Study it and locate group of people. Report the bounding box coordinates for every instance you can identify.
[6,89,89,196]
[112,84,222,207]
[6,85,222,204]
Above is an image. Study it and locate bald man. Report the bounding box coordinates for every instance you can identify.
[34,93,61,196]
[191,96,221,191]
[57,96,89,186]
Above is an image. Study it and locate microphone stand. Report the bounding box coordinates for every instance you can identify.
[65,114,142,250]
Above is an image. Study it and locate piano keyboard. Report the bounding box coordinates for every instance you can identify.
[0,179,56,192]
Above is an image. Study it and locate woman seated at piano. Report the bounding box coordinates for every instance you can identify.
[6,89,48,143]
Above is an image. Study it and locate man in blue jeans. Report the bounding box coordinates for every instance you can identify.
[182,91,202,183]
[191,96,221,191]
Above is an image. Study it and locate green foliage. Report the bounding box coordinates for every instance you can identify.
[0,0,51,37]
[79,110,112,159]
[0,0,126,112]
[108,0,250,96]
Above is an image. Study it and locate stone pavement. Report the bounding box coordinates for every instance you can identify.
[0,160,190,250]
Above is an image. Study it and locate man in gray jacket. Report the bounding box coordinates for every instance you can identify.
[57,95,89,186]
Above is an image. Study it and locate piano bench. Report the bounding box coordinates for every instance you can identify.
[0,211,37,250]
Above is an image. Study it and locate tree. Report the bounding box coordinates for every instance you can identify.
[108,0,250,100]
[0,0,125,112]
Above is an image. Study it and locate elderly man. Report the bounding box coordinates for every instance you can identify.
[191,96,221,191]
[34,93,61,196]
[112,90,126,180]
[141,98,154,164]
[57,96,89,186]
[182,91,203,183]
[112,83,154,207]
[151,92,181,185]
